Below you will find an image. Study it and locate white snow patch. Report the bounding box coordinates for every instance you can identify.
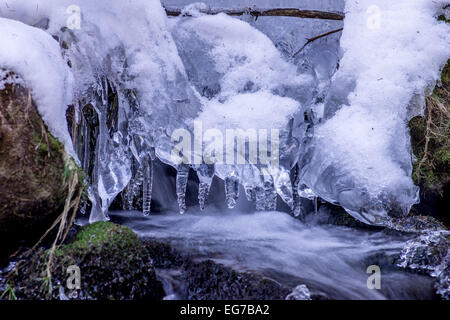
[0,17,74,155]
[198,91,299,131]
[174,12,309,99]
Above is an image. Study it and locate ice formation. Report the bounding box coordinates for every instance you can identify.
[0,0,449,225]
[299,0,450,224]
[398,230,450,300]
[171,11,314,212]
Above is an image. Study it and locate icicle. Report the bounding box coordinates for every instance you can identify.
[176,164,190,214]
[88,80,132,223]
[197,164,215,211]
[293,201,303,218]
[198,183,209,211]
[255,186,265,211]
[271,168,294,210]
[314,197,318,215]
[82,117,90,173]
[244,185,256,202]
[124,163,144,211]
[263,174,277,211]
[121,156,147,212]
[122,184,131,210]
[127,183,136,210]
[142,156,154,216]
[292,165,303,218]
[80,200,87,215]
[225,176,239,209]
[88,185,110,223]
[298,184,317,200]
[88,104,110,223]
[241,165,257,202]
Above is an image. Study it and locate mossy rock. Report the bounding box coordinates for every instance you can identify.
[0,71,68,262]
[9,222,164,300]
[409,59,449,225]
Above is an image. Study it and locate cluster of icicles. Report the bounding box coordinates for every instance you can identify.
[70,79,307,223]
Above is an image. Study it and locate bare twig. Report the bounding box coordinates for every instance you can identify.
[293,28,343,57]
[414,95,449,181]
[165,7,345,21]
[415,106,433,177]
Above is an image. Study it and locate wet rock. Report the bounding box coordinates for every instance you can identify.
[143,239,185,269]
[8,222,164,300]
[398,230,449,300]
[0,71,68,263]
[286,285,312,300]
[142,239,296,300]
[183,260,290,300]
[307,203,382,230]
[387,215,447,233]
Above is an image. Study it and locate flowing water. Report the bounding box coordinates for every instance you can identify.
[107,209,435,300]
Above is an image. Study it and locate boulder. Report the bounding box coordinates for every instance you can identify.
[9,222,165,300]
[0,71,68,262]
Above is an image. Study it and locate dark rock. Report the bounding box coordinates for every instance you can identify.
[182,260,290,300]
[307,203,383,230]
[142,239,292,300]
[143,239,185,269]
[410,186,450,227]
[387,215,447,233]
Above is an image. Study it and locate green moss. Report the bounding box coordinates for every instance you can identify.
[56,222,139,255]
[409,60,450,194]
[438,15,450,24]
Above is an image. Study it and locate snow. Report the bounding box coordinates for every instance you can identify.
[0,17,74,156]
[171,12,309,98]
[299,0,450,224]
[198,91,299,131]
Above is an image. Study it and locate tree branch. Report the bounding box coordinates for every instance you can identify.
[293,28,343,57]
[165,7,345,21]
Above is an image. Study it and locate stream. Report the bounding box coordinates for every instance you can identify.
[107,209,436,300]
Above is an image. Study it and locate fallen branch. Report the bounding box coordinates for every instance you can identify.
[165,7,345,21]
[293,28,343,57]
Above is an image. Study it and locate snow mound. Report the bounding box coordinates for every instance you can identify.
[299,0,450,224]
[0,17,74,156]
